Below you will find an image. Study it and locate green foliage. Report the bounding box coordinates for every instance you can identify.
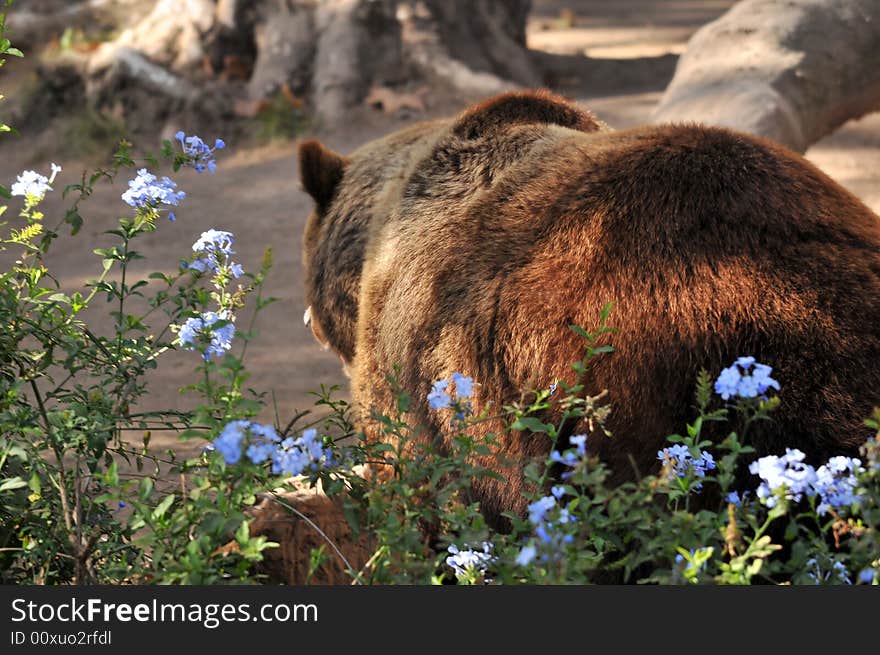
[251,90,311,143]
[0,132,279,581]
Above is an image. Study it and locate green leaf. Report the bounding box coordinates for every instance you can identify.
[0,477,27,491]
[510,416,551,434]
[6,47,22,57]
[235,519,250,545]
[152,494,175,520]
[64,208,83,235]
[139,477,154,500]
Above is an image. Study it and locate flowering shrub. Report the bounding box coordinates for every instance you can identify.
[446,542,495,584]
[1,18,879,586]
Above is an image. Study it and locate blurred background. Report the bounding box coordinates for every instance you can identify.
[1,0,877,457]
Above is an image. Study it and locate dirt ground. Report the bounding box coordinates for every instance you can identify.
[2,0,878,459]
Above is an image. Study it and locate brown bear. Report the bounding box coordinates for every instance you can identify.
[299,89,880,529]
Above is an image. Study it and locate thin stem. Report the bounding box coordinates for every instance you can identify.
[203,362,214,407]
[116,236,129,360]
[27,377,77,567]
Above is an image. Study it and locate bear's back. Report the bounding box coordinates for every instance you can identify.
[359,115,880,499]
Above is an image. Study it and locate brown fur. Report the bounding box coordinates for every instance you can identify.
[300,91,880,528]
[248,491,368,585]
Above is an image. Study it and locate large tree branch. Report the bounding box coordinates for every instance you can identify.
[652,0,880,152]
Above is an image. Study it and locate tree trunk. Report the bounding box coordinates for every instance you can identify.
[652,0,880,153]
[59,0,536,129]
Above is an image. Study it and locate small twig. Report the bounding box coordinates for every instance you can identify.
[281,410,311,438]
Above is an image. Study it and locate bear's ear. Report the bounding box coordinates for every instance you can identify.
[452,89,602,140]
[299,140,348,209]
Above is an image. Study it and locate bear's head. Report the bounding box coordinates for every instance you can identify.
[298,139,350,357]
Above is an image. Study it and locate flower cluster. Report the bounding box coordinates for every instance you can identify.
[121,168,185,221]
[657,444,716,488]
[175,227,247,360]
[813,456,863,515]
[186,228,244,278]
[446,542,495,582]
[749,449,817,507]
[714,356,780,401]
[176,310,235,361]
[271,428,335,477]
[214,420,275,465]
[10,163,61,199]
[176,131,225,174]
[750,449,863,514]
[516,486,576,566]
[213,422,334,477]
[428,372,474,410]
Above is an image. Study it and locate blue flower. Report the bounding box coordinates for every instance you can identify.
[858,568,875,584]
[11,164,60,198]
[212,421,282,466]
[118,501,126,508]
[549,434,588,479]
[726,491,742,506]
[813,456,863,515]
[187,229,245,278]
[427,378,452,410]
[714,357,780,401]
[270,428,334,477]
[569,434,587,456]
[515,544,537,567]
[451,372,474,398]
[213,419,250,464]
[524,492,577,560]
[176,131,225,174]
[657,445,715,486]
[548,381,558,396]
[749,449,817,508]
[176,310,236,360]
[527,496,556,525]
[245,423,281,464]
[446,542,495,581]
[428,373,477,411]
[193,228,235,255]
[122,168,185,217]
[694,451,716,476]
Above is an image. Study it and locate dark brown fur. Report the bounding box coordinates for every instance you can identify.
[300,91,880,528]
